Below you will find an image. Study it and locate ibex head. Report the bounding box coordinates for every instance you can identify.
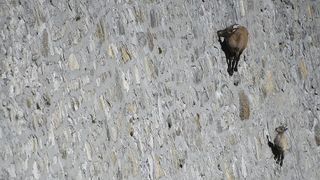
[217,24,240,38]
[275,124,288,133]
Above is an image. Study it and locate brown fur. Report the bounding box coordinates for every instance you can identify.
[217,24,248,76]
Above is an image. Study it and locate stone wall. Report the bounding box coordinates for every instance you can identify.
[0,0,319,179]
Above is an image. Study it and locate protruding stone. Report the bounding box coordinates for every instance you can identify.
[194,113,201,131]
[298,59,308,80]
[121,71,130,92]
[150,9,159,28]
[121,46,132,63]
[262,71,275,96]
[315,123,320,146]
[85,142,92,161]
[241,156,247,178]
[42,29,49,57]
[6,164,17,178]
[51,110,62,129]
[95,20,105,42]
[128,103,137,114]
[154,156,164,178]
[43,93,51,106]
[110,126,118,142]
[111,151,117,165]
[134,6,144,23]
[147,31,154,51]
[307,5,314,17]
[144,58,158,80]
[229,134,237,145]
[68,53,80,70]
[71,97,80,111]
[108,45,115,59]
[48,125,55,146]
[129,126,134,137]
[128,154,139,176]
[136,32,147,47]
[118,20,125,35]
[224,164,235,180]
[239,90,250,120]
[26,98,32,108]
[192,66,203,84]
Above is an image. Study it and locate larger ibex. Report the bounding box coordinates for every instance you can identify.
[217,24,248,76]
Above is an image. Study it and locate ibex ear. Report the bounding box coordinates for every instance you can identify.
[284,123,288,130]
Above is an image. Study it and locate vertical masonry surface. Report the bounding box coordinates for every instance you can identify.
[0,0,320,179]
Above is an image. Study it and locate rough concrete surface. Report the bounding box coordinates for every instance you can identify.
[0,0,320,179]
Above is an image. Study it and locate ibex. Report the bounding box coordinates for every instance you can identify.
[267,125,289,166]
[217,24,248,76]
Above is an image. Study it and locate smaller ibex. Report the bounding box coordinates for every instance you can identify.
[217,24,248,76]
[267,125,289,166]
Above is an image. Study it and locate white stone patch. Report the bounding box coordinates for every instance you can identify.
[134,65,140,84]
[110,126,118,142]
[72,97,79,111]
[81,75,90,86]
[96,77,101,87]
[68,53,80,70]
[52,72,60,91]
[148,155,154,179]
[93,59,96,70]
[108,44,118,58]
[77,169,83,180]
[99,95,107,113]
[33,161,40,179]
[32,136,38,152]
[240,0,246,17]
[51,110,62,129]
[48,125,55,146]
[144,58,155,80]
[121,71,130,92]
[39,23,46,33]
[241,156,247,178]
[67,79,80,91]
[254,136,261,160]
[54,47,63,56]
[85,142,92,161]
[215,89,222,99]
[81,76,90,86]
[7,164,16,178]
[77,131,82,143]
[23,157,28,171]
[127,8,136,23]
[88,38,96,53]
[149,133,154,149]
[24,137,33,158]
[9,84,14,98]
